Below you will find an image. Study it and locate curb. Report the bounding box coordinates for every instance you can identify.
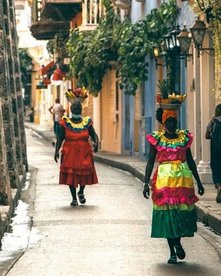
[94,155,145,182]
[24,126,221,237]
[94,154,221,236]
[0,175,25,243]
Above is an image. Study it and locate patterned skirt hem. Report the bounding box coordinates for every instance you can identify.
[151,207,197,238]
[59,171,98,188]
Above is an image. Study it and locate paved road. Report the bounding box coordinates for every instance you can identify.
[2,128,221,276]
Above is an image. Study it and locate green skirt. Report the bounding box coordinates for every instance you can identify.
[151,204,197,238]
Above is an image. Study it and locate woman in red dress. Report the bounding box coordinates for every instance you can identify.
[54,101,98,206]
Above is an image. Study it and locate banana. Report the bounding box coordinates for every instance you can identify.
[65,90,75,98]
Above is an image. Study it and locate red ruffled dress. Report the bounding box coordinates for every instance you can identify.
[59,116,98,188]
[146,130,199,238]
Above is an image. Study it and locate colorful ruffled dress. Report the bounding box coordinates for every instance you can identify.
[59,116,98,188]
[146,130,199,238]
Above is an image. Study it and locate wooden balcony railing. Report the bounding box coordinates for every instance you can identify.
[80,0,105,30]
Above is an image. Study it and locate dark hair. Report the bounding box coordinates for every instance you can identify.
[55,98,60,103]
[155,107,164,124]
[71,101,82,115]
[215,104,221,117]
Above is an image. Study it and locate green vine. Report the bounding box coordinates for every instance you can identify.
[19,48,32,87]
[118,2,179,94]
[66,0,178,96]
[67,2,119,95]
[47,29,69,57]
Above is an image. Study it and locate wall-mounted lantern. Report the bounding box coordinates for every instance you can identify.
[190,18,214,57]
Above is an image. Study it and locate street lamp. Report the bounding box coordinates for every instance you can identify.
[170,25,180,48]
[163,33,172,52]
[190,17,214,57]
[162,26,192,67]
[177,26,192,55]
[152,46,163,69]
[177,26,193,66]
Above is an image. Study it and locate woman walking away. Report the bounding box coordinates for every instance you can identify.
[143,108,204,264]
[205,104,221,203]
[54,101,98,206]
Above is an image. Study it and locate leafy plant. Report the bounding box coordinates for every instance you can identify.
[19,48,32,87]
[67,2,120,95]
[118,19,149,95]
[66,0,179,96]
[47,29,69,57]
[157,79,172,99]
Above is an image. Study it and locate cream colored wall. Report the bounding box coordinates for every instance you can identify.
[185,33,214,183]
[100,69,122,154]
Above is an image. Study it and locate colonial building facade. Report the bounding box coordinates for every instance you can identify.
[29,0,219,183]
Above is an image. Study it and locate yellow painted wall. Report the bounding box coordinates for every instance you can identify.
[100,69,122,154]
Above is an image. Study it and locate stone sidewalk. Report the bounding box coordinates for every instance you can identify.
[25,122,221,236]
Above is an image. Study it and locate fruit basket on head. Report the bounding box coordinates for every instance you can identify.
[157,92,187,110]
[65,87,88,104]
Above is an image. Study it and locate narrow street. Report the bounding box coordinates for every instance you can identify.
[1,128,221,276]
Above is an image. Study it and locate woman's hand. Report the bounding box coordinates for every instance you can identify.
[143,183,150,199]
[54,151,59,162]
[197,182,205,196]
[93,143,98,153]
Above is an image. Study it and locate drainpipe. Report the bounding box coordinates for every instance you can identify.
[180,59,186,129]
[194,51,202,166]
[129,95,135,155]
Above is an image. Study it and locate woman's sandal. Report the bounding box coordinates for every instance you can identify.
[78,192,86,204]
[70,200,78,207]
[167,255,177,264]
[175,245,186,260]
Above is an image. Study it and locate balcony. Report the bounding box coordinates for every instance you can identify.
[30,0,105,40]
[30,0,80,40]
[41,0,82,21]
[80,0,105,31]
[30,19,69,40]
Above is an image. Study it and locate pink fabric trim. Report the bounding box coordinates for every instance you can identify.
[146,134,157,145]
[146,132,193,152]
[185,132,193,148]
[151,187,199,206]
[151,167,199,206]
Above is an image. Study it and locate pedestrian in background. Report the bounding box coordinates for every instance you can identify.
[205,103,221,203]
[54,100,98,207]
[48,98,65,138]
[143,107,204,264]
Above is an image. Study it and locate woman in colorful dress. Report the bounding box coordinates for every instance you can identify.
[143,108,204,264]
[54,100,98,207]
